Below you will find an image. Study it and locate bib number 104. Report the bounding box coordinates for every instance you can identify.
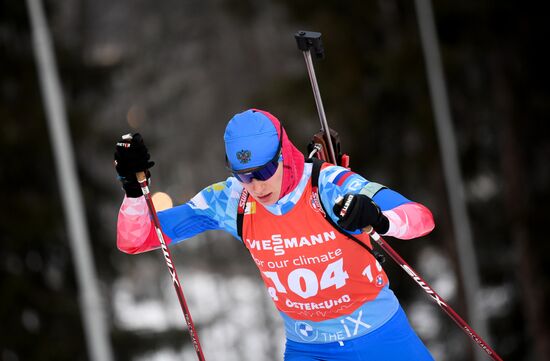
[263,259,349,299]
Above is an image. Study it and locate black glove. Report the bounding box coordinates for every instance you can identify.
[333,194,389,234]
[114,133,155,197]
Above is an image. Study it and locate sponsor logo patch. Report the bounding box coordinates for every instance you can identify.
[310,191,326,216]
[376,275,384,287]
[295,321,318,342]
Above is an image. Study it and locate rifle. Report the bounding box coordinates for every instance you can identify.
[295,30,349,167]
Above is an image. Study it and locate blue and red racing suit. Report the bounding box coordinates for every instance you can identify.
[117,162,435,357]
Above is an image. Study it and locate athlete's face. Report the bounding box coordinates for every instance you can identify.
[241,161,283,206]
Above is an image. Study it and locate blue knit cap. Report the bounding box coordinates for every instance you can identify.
[224,109,279,171]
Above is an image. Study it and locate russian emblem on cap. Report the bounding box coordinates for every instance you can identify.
[236,149,252,164]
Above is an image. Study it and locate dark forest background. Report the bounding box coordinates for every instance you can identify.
[1,0,549,360]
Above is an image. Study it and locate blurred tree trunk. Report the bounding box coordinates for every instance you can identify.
[492,48,549,361]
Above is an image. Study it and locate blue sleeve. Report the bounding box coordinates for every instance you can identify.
[317,165,412,224]
[372,188,410,211]
[159,204,220,241]
[157,179,243,243]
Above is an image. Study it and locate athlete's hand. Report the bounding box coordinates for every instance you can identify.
[114,133,154,197]
[333,194,389,234]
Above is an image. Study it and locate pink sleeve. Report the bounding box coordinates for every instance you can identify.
[116,196,172,254]
[382,202,435,240]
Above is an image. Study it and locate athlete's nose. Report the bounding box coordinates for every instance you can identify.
[250,178,265,193]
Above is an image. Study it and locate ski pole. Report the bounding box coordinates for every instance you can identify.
[363,226,503,361]
[136,171,207,361]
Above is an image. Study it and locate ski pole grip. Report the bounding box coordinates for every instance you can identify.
[136,171,147,183]
[363,225,374,234]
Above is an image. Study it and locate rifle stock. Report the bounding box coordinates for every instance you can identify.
[308,127,349,168]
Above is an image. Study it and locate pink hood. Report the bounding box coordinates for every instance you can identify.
[252,109,305,199]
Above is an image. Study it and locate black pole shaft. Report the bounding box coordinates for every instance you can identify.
[364,227,503,360]
[137,174,207,361]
